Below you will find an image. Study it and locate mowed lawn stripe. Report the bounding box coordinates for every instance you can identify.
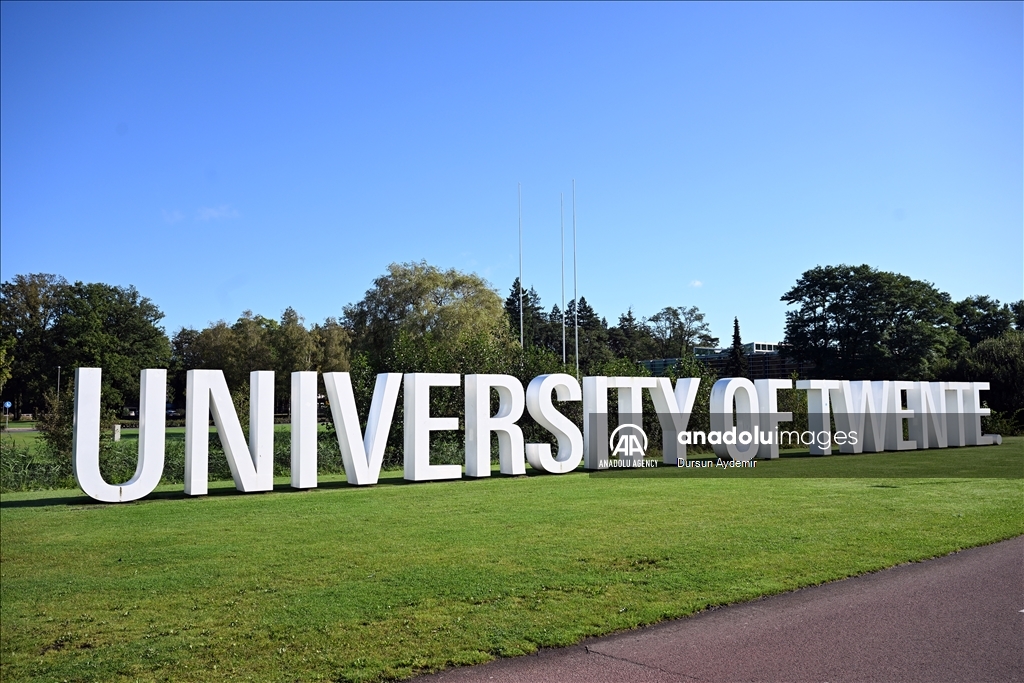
[2,439,1022,682]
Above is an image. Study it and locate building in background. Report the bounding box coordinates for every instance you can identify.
[641,342,811,379]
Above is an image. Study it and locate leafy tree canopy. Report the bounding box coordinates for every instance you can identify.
[953,295,1015,347]
[0,274,170,415]
[647,305,719,357]
[169,309,350,411]
[781,264,958,380]
[346,261,507,370]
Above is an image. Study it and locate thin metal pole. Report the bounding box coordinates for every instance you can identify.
[518,183,524,348]
[561,192,566,365]
[56,366,61,407]
[572,180,579,377]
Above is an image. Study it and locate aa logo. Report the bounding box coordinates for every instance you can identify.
[609,424,648,458]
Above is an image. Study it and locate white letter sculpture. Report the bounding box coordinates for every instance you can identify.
[582,376,609,470]
[888,381,917,451]
[291,371,319,489]
[465,374,526,476]
[72,368,166,503]
[710,377,760,461]
[829,381,890,454]
[755,379,792,460]
[525,374,583,473]
[70,368,1003,503]
[650,377,700,464]
[581,376,659,469]
[796,380,841,455]
[323,372,402,486]
[404,373,462,482]
[185,370,274,495]
[965,382,993,446]
[908,381,948,449]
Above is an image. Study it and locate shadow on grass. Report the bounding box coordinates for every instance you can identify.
[0,466,586,509]
[9,441,1019,509]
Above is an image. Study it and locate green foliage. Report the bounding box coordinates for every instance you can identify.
[944,330,1024,414]
[647,305,718,357]
[34,378,112,458]
[504,278,549,349]
[1011,300,1024,330]
[0,274,170,417]
[982,410,1024,438]
[781,264,958,380]
[667,352,718,439]
[6,261,1016,487]
[346,261,507,370]
[311,317,352,373]
[0,274,66,417]
[0,336,13,395]
[0,438,74,492]
[953,295,1015,347]
[170,308,353,412]
[724,317,748,378]
[2,424,350,493]
[59,281,171,412]
[777,371,811,434]
[568,297,614,374]
[607,308,657,362]
[505,277,717,377]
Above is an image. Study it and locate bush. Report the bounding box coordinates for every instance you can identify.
[0,437,74,492]
[982,409,1024,437]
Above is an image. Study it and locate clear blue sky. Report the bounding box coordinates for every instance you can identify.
[2,2,1021,345]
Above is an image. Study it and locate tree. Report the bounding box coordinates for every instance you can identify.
[169,327,202,410]
[781,264,957,380]
[646,305,718,358]
[231,311,279,381]
[1011,300,1024,330]
[953,296,1014,347]
[724,317,748,378]
[503,278,548,350]
[0,274,68,417]
[346,262,509,372]
[1,275,171,416]
[169,308,343,412]
[310,317,351,373]
[272,307,316,407]
[566,297,612,374]
[608,308,657,361]
[0,336,14,396]
[55,281,171,413]
[948,330,1024,414]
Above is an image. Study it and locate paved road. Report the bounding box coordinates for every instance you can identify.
[420,536,1024,682]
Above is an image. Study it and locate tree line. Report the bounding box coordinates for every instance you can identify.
[1,262,1021,423]
[780,264,1022,413]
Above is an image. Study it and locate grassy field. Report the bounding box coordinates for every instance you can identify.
[1,421,40,448]
[1,438,1022,682]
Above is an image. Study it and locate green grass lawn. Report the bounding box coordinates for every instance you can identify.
[1,420,40,448]
[1,438,1022,682]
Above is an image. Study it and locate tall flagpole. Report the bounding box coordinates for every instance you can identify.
[572,180,579,377]
[518,183,524,348]
[561,193,566,364]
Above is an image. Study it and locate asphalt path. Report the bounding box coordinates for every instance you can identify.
[420,536,1024,682]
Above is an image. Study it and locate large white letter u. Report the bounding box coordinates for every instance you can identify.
[72,367,166,503]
